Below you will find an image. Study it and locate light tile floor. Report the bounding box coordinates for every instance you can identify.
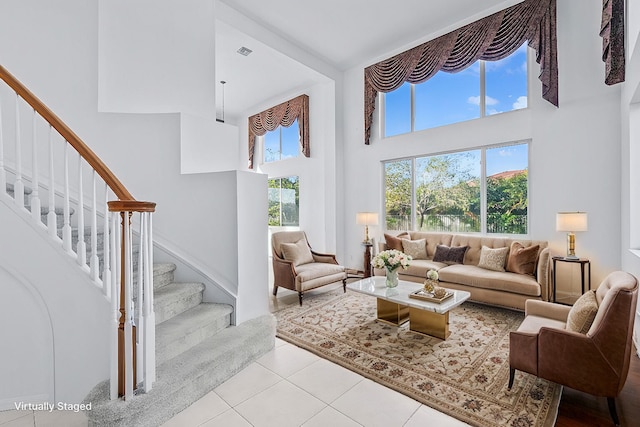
[0,284,471,427]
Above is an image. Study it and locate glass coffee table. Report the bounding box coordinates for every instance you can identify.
[347,276,470,339]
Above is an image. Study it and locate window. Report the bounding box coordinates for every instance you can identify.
[268,176,299,226]
[263,119,300,163]
[384,46,527,137]
[384,142,528,234]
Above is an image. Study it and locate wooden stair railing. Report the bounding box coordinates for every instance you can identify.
[0,64,155,399]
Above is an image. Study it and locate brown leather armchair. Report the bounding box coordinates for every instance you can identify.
[271,231,347,305]
[508,271,638,426]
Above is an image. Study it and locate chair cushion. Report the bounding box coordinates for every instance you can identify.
[506,242,539,275]
[433,244,468,265]
[402,238,427,260]
[281,239,314,266]
[477,246,509,272]
[295,262,346,282]
[566,290,598,334]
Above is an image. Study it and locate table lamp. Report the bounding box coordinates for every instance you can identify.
[356,212,378,243]
[556,212,588,259]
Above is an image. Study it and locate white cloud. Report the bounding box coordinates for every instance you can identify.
[487,108,502,116]
[512,96,527,109]
[467,95,499,106]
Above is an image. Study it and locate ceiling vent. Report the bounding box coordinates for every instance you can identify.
[237,46,253,56]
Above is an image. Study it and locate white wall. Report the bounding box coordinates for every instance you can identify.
[97,0,216,116]
[0,197,110,408]
[340,0,622,285]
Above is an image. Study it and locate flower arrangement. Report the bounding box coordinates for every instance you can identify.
[371,249,412,272]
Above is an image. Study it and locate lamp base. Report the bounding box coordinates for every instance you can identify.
[564,255,579,260]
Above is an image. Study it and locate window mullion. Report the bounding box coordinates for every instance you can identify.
[411,157,416,231]
[480,61,486,117]
[480,149,487,234]
[410,83,415,132]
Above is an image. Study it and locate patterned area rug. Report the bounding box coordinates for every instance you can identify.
[274,290,561,427]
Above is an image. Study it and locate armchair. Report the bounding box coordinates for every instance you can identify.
[271,231,347,305]
[508,271,638,426]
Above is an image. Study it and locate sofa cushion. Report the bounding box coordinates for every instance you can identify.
[566,290,598,334]
[433,244,468,265]
[281,239,314,266]
[295,262,345,282]
[506,242,539,275]
[384,232,408,251]
[399,259,448,278]
[450,235,508,265]
[438,264,541,297]
[477,246,509,272]
[402,238,427,260]
[410,232,453,258]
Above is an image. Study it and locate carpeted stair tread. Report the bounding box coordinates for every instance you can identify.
[153,263,176,290]
[155,302,233,365]
[154,282,205,325]
[83,314,276,427]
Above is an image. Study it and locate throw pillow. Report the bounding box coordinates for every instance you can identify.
[402,238,427,260]
[433,244,468,265]
[384,233,407,251]
[281,239,314,267]
[506,242,540,275]
[566,290,599,334]
[477,246,509,272]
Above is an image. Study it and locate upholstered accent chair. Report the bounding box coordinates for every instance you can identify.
[508,271,638,426]
[271,231,347,305]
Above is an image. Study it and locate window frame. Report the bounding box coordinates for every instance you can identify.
[382,141,530,236]
[381,49,528,138]
[268,175,300,227]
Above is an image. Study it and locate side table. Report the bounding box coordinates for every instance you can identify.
[552,256,591,304]
[362,242,373,278]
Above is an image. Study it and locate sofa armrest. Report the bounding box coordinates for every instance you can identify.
[273,256,297,290]
[525,299,571,321]
[536,247,551,301]
[311,250,339,265]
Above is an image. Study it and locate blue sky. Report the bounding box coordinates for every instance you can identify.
[385,45,527,136]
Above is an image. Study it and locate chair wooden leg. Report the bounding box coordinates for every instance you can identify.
[342,278,347,293]
[298,292,303,306]
[508,367,515,390]
[607,397,620,426]
[272,285,278,296]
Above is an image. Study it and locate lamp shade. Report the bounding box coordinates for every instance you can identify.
[356,212,379,226]
[556,212,588,232]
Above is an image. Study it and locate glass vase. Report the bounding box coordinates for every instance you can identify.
[385,268,399,288]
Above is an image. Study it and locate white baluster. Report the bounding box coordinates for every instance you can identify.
[136,214,145,389]
[46,126,57,238]
[103,185,111,297]
[62,143,72,253]
[109,212,119,401]
[123,211,134,399]
[0,97,6,193]
[90,171,99,282]
[30,110,41,223]
[76,155,86,266]
[143,212,155,389]
[14,93,24,207]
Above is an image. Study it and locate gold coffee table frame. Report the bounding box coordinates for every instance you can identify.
[347,277,470,340]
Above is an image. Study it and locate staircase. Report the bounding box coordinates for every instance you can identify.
[0,64,275,426]
[84,263,275,427]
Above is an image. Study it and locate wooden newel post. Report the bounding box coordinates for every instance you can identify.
[108,201,155,399]
[118,211,136,397]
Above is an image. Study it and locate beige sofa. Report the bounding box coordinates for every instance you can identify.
[375,232,550,310]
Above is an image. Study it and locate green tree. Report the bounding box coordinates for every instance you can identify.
[486,171,528,233]
[268,177,299,226]
[415,153,479,230]
[385,160,412,229]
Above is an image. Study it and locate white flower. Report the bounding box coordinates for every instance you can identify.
[371,249,412,271]
[426,270,439,281]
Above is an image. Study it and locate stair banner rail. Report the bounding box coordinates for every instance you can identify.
[0,65,155,400]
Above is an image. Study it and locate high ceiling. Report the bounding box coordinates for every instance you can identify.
[215,0,520,120]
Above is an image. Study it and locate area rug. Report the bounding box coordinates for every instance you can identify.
[274,290,561,427]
